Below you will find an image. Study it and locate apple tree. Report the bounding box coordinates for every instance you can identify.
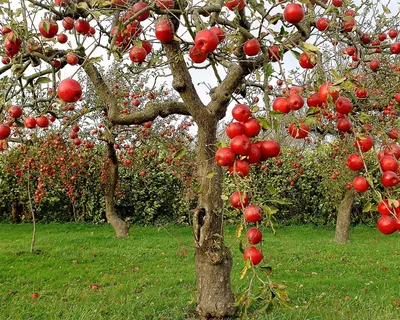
[2,0,395,318]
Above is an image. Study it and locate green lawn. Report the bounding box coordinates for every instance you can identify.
[0,223,399,319]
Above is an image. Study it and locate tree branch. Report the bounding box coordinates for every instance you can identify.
[112,101,190,125]
[162,41,205,118]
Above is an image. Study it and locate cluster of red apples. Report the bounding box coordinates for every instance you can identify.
[215,104,281,265]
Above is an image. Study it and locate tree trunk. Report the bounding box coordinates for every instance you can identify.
[193,119,236,319]
[334,189,356,244]
[11,199,22,223]
[105,142,129,238]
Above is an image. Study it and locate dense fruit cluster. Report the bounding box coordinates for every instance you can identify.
[215,104,281,265]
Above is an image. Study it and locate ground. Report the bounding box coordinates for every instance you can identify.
[0,223,399,319]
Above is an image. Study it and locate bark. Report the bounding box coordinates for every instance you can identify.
[334,189,356,244]
[105,142,129,238]
[193,119,235,319]
[11,199,22,223]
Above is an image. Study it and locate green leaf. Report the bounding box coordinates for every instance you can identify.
[216,139,229,148]
[270,111,285,117]
[251,106,259,113]
[307,107,320,116]
[266,184,276,195]
[263,205,279,215]
[14,120,24,128]
[362,202,372,213]
[303,117,317,126]
[257,118,271,130]
[132,40,142,48]
[332,77,347,86]
[291,50,301,60]
[273,118,279,133]
[42,20,50,33]
[268,199,291,205]
[88,56,102,63]
[366,177,374,189]
[221,194,228,201]
[91,11,102,20]
[206,171,216,179]
[239,239,245,254]
[264,63,274,78]
[174,148,186,159]
[330,69,341,82]
[382,4,391,14]
[359,112,372,124]
[77,2,89,9]
[35,77,52,85]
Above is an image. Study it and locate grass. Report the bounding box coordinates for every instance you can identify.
[0,223,399,319]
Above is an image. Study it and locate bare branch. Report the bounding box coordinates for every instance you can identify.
[112,101,190,125]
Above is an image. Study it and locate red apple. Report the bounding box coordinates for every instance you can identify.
[226,122,244,139]
[283,3,304,24]
[259,140,280,159]
[316,17,329,31]
[228,158,250,177]
[299,53,315,69]
[75,19,90,35]
[57,79,82,103]
[8,106,22,118]
[335,97,352,114]
[36,116,49,128]
[189,46,208,63]
[268,45,280,62]
[129,46,147,63]
[287,94,304,110]
[380,156,398,172]
[377,216,396,235]
[352,176,369,192]
[230,191,249,209]
[132,1,150,21]
[318,82,339,103]
[225,0,246,11]
[244,205,262,222]
[232,104,251,122]
[246,228,262,245]
[243,118,261,137]
[230,134,251,155]
[0,125,11,139]
[354,135,373,152]
[62,17,74,30]
[39,19,59,38]
[247,143,261,164]
[210,26,225,43]
[155,19,174,43]
[243,246,263,265]
[24,117,36,129]
[337,117,351,132]
[57,33,68,44]
[243,39,260,56]
[273,97,290,113]
[195,30,219,54]
[215,147,235,166]
[346,154,363,171]
[381,171,399,187]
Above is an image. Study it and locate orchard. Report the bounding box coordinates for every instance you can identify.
[1,0,400,318]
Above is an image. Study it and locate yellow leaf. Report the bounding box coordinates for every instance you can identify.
[302,42,319,52]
